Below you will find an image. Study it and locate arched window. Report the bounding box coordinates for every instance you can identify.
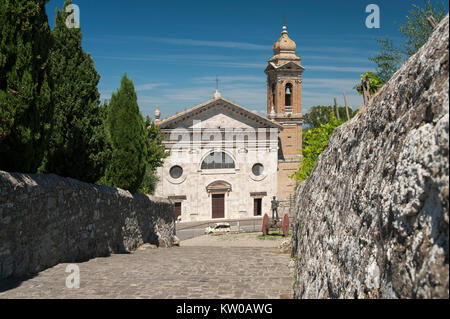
[271,84,276,106]
[285,83,292,107]
[201,152,235,169]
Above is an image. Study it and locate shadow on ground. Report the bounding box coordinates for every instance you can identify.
[0,274,37,293]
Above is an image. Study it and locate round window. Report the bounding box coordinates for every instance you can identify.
[169,165,183,179]
[252,164,264,176]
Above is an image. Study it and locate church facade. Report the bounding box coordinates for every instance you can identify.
[154,26,304,222]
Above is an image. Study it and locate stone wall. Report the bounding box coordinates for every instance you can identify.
[292,15,449,298]
[0,171,175,279]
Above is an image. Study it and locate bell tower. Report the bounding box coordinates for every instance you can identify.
[265,25,305,203]
[265,25,304,116]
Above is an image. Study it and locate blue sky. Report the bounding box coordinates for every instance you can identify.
[46,0,448,119]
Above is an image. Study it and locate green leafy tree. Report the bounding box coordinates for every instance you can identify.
[355,72,384,102]
[104,75,147,193]
[370,0,447,83]
[138,165,160,195]
[95,100,113,186]
[40,0,107,183]
[399,1,447,56]
[138,115,169,194]
[292,114,345,182]
[368,39,404,83]
[144,115,169,170]
[0,0,53,172]
[90,100,112,184]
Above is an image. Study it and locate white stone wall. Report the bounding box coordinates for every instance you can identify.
[155,146,278,222]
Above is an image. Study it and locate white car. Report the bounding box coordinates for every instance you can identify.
[205,222,231,234]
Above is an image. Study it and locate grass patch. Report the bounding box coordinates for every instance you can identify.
[257,234,279,240]
[256,230,292,240]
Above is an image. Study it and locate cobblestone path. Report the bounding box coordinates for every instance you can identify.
[0,234,294,299]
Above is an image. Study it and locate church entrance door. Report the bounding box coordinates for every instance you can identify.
[174,202,182,220]
[212,194,225,219]
[254,198,262,216]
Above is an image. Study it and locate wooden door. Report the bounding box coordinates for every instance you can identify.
[174,202,182,220]
[212,194,225,219]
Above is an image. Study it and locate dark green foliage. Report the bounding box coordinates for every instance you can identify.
[138,165,160,195]
[0,0,53,172]
[354,72,385,98]
[370,0,446,83]
[368,39,404,83]
[137,116,169,194]
[104,75,148,193]
[303,106,357,130]
[92,100,112,183]
[95,100,113,186]
[39,0,107,183]
[398,1,447,56]
[144,115,169,171]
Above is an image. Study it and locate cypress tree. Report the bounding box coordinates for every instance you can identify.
[105,75,147,193]
[0,0,53,172]
[138,116,169,194]
[144,115,169,171]
[40,0,107,183]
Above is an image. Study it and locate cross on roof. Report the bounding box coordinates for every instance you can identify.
[215,75,219,91]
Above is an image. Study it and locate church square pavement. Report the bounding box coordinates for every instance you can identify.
[0,232,294,299]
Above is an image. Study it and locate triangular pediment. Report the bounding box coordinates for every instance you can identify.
[265,61,304,73]
[158,97,282,130]
[278,61,304,70]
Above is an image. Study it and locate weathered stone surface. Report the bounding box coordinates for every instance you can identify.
[292,15,449,299]
[0,171,175,279]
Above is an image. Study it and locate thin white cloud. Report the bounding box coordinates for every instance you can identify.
[192,75,266,84]
[96,54,233,62]
[200,61,266,69]
[96,55,265,69]
[135,83,168,91]
[303,78,360,91]
[307,65,374,73]
[126,36,271,50]
[302,55,373,64]
[299,46,372,54]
